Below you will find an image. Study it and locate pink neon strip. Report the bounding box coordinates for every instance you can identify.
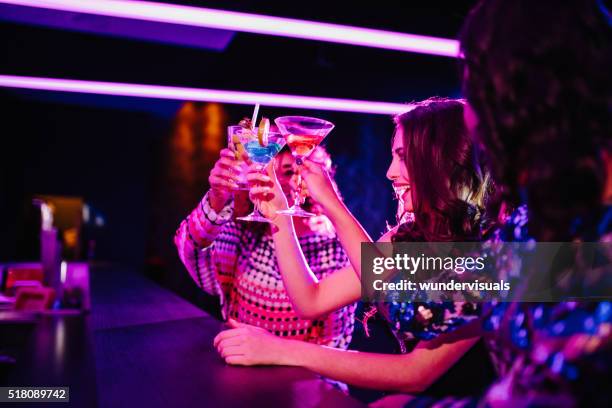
[0,0,459,57]
[0,75,410,115]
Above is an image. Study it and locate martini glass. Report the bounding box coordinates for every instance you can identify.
[227,125,251,190]
[235,128,286,223]
[274,116,335,217]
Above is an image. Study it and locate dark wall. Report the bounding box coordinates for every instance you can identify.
[0,91,166,267]
[1,0,467,326]
[1,0,468,271]
[0,92,398,315]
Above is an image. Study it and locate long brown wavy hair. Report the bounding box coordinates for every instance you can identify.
[392,97,492,242]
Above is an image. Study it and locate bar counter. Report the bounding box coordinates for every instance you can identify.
[3,265,365,407]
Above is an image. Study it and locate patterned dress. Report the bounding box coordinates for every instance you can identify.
[398,205,612,407]
[477,206,612,407]
[175,192,356,349]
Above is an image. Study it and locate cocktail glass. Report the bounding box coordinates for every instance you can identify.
[227,125,251,190]
[274,116,334,217]
[235,127,286,223]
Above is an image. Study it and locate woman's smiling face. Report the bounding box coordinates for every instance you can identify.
[386,129,413,214]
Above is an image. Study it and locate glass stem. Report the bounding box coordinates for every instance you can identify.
[294,166,303,207]
[253,165,266,216]
[253,198,263,217]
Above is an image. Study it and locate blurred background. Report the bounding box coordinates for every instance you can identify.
[0,0,472,314]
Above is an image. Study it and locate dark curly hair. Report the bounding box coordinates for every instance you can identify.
[392,97,493,242]
[460,0,612,240]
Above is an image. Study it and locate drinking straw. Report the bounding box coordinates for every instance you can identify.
[250,103,260,129]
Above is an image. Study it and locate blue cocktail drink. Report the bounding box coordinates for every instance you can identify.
[236,119,286,223]
[243,141,283,166]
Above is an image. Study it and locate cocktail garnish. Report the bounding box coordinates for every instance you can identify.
[232,134,247,160]
[258,117,270,147]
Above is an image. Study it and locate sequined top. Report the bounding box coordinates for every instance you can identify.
[401,205,612,408]
[478,206,612,407]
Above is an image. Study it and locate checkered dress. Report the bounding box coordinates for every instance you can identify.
[175,192,356,349]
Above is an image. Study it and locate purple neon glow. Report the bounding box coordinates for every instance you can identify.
[0,3,234,51]
[0,75,410,115]
[0,0,459,57]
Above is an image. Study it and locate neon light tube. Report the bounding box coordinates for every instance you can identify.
[0,0,459,57]
[0,75,410,115]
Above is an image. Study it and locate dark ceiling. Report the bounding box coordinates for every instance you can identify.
[0,1,477,263]
[1,1,475,104]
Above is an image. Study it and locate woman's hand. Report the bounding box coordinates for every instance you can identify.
[247,162,289,222]
[208,148,244,212]
[299,160,342,213]
[213,319,292,366]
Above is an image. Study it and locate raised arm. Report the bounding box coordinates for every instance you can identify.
[174,148,242,301]
[248,162,394,319]
[271,215,361,319]
[174,190,235,295]
[248,164,362,318]
[299,160,373,278]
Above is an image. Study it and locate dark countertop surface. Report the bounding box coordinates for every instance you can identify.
[94,315,363,408]
[2,265,364,407]
[89,265,209,331]
[90,266,364,408]
[1,313,98,408]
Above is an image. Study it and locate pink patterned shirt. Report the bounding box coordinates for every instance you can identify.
[174,192,356,348]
